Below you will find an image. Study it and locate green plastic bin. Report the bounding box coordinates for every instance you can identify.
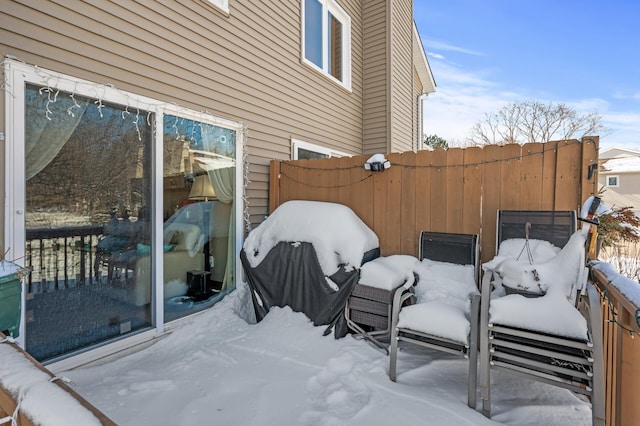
[0,262,23,338]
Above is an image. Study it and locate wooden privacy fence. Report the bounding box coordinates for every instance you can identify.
[269,137,599,262]
[591,268,640,426]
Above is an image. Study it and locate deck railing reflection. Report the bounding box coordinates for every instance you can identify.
[25,225,104,293]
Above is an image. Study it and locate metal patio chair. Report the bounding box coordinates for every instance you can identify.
[389,231,480,409]
[478,210,605,425]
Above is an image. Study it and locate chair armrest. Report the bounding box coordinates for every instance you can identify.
[390,282,416,333]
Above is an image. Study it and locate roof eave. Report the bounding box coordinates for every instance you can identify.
[413,22,436,95]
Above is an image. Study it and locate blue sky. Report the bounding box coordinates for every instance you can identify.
[415,0,640,152]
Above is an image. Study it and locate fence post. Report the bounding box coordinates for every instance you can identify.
[269,160,281,214]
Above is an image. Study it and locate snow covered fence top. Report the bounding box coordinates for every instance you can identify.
[243,200,379,275]
[591,260,640,308]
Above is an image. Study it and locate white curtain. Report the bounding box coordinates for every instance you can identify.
[207,166,235,291]
[25,89,89,180]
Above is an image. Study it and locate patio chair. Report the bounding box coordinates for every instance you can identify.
[344,255,419,352]
[478,210,605,425]
[389,231,480,409]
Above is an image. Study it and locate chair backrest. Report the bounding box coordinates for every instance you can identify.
[496,210,576,253]
[419,231,480,283]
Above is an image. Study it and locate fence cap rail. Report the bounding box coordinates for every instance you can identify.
[590,265,640,333]
[0,332,116,425]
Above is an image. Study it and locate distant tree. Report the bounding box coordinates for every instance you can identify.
[468,99,608,145]
[424,134,449,150]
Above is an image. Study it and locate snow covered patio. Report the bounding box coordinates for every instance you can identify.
[2,139,639,424]
[61,286,593,426]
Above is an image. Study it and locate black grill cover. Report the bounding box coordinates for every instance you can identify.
[240,241,379,337]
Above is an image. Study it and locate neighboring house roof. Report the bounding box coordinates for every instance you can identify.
[412,22,436,95]
[601,157,640,174]
[599,147,640,160]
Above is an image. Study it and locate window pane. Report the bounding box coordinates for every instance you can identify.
[162,115,236,323]
[24,84,153,362]
[328,11,342,81]
[298,147,329,159]
[304,0,323,67]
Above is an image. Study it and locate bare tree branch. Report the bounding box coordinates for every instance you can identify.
[467,99,609,145]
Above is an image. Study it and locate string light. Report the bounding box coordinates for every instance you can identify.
[280,138,589,174]
[3,56,250,233]
[600,277,637,336]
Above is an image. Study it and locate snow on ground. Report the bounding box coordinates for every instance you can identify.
[60,284,591,426]
[57,200,592,425]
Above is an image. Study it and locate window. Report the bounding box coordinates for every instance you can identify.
[207,0,229,14]
[302,0,351,89]
[292,139,348,160]
[607,175,619,187]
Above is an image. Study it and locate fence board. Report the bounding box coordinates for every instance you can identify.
[430,149,448,232]
[415,150,432,236]
[336,156,351,207]
[499,143,522,211]
[462,147,483,236]
[446,148,464,232]
[269,160,280,213]
[399,151,417,255]
[581,137,600,203]
[481,145,503,258]
[555,140,582,211]
[386,152,403,255]
[268,138,596,261]
[373,170,389,255]
[541,141,558,210]
[519,143,544,208]
[348,155,366,224]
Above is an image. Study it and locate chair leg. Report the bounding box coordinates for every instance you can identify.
[389,327,399,381]
[468,294,480,409]
[586,283,605,426]
[478,272,493,417]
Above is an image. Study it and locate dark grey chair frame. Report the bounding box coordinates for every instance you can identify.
[478,210,605,425]
[389,231,480,409]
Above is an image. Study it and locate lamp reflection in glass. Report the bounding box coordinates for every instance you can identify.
[188,174,216,201]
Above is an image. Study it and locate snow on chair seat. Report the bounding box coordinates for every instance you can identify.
[345,255,420,351]
[478,209,605,425]
[389,231,480,409]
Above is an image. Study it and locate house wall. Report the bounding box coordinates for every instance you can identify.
[362,0,388,155]
[389,0,415,153]
[0,0,368,229]
[598,172,640,213]
[361,0,418,156]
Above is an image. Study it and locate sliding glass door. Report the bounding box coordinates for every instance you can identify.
[23,84,153,361]
[4,60,242,363]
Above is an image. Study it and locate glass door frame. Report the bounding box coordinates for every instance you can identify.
[4,59,244,350]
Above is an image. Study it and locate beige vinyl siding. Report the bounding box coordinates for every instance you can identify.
[362,0,388,155]
[598,172,640,215]
[0,0,365,229]
[389,0,414,153]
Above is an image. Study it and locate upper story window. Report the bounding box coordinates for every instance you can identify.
[208,0,229,14]
[606,175,620,187]
[302,0,352,90]
[292,139,348,160]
